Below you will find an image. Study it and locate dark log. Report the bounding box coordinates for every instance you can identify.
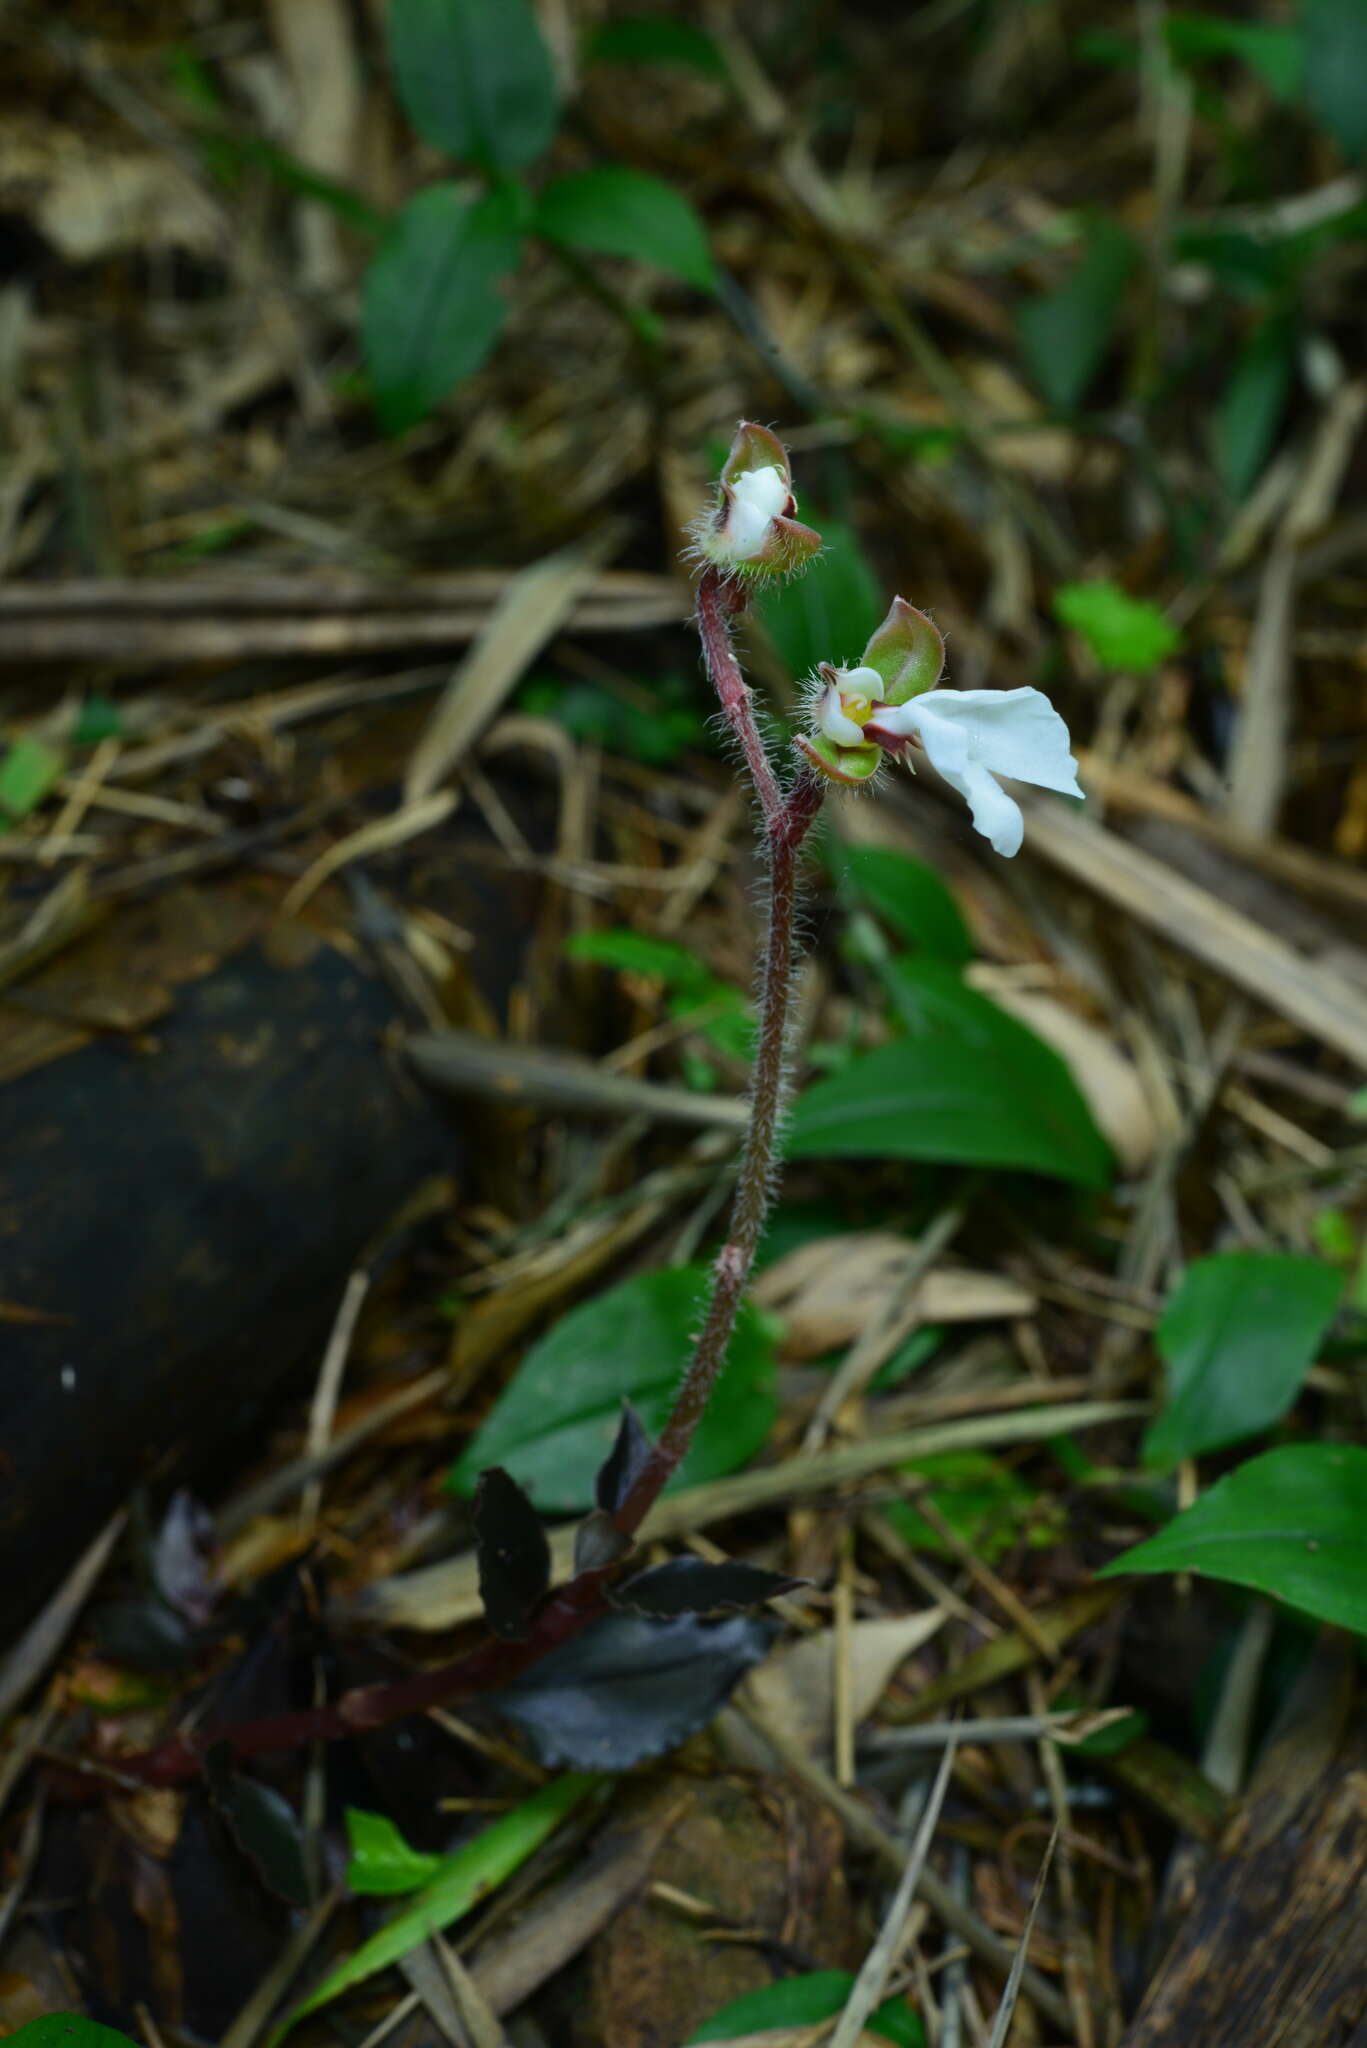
[0,904,452,1644]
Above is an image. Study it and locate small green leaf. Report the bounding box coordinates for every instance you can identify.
[386,0,558,170]
[758,519,882,682]
[536,167,715,292]
[0,735,64,821]
[1053,579,1181,674]
[885,1451,1062,1563]
[1100,1445,1367,1634]
[787,957,1111,1188]
[837,845,974,967]
[2,2022,140,2048]
[1165,13,1303,99]
[1303,0,1367,161]
[564,927,715,988]
[689,1971,924,2044]
[585,16,727,76]
[446,1266,777,1511]
[271,1775,601,2045]
[345,1809,444,1895]
[362,184,522,433]
[1212,314,1297,501]
[1016,217,1137,412]
[1142,1253,1341,1471]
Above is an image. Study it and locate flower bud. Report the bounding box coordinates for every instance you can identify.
[694,421,822,579]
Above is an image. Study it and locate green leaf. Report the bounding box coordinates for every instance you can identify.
[446,1266,777,1511]
[362,184,522,433]
[1142,1253,1341,1471]
[564,927,715,989]
[787,957,1111,1188]
[3,2022,140,2048]
[1165,13,1303,100]
[585,17,727,77]
[688,1971,924,2044]
[1052,579,1181,673]
[1016,218,1137,412]
[837,845,974,967]
[345,1809,444,1895]
[0,735,64,821]
[1303,0,1367,161]
[757,519,882,682]
[386,0,558,170]
[536,167,716,292]
[271,1775,601,2045]
[1100,1445,1367,1634]
[1212,314,1297,501]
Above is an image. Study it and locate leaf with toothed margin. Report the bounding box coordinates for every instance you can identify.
[611,1558,806,1618]
[205,1744,312,1906]
[574,1510,634,1574]
[474,1468,551,1640]
[488,1609,780,1769]
[595,1401,655,1513]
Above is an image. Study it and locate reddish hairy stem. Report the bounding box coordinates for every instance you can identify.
[696,567,781,821]
[99,582,824,1794]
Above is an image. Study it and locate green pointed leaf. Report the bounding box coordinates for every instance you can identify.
[1142,1253,1341,1471]
[447,1266,777,1511]
[363,184,522,433]
[585,17,727,77]
[536,167,715,292]
[688,1971,925,2044]
[1165,13,1303,100]
[0,735,64,822]
[386,0,558,170]
[837,845,974,967]
[271,1775,601,2045]
[1303,0,1367,161]
[1052,579,1181,674]
[1212,313,1297,500]
[1016,217,1137,412]
[2,2023,140,2048]
[787,957,1111,1188]
[345,1809,443,1895]
[1100,1445,1367,1633]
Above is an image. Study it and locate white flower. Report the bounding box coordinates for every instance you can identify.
[813,665,880,745]
[866,686,1082,858]
[727,464,791,558]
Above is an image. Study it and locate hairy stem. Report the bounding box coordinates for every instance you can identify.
[96,572,824,1793]
[696,566,781,821]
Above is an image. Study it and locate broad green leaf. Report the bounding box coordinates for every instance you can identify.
[3,2022,140,2048]
[271,1775,601,2044]
[757,519,881,682]
[1212,314,1297,501]
[447,1266,777,1511]
[1165,13,1303,99]
[787,957,1111,1188]
[1303,0,1367,161]
[564,928,753,1062]
[1015,218,1137,412]
[1142,1252,1340,1471]
[386,0,558,170]
[689,1971,924,2044]
[363,184,522,433]
[1052,579,1181,673]
[1100,1445,1367,1634]
[0,735,64,821]
[520,671,706,766]
[345,1808,443,1895]
[585,17,727,77]
[536,167,716,293]
[837,844,974,967]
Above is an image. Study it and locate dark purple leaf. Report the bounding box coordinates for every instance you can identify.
[474,1466,551,1639]
[488,1608,779,1769]
[92,1596,199,1671]
[204,1744,312,1906]
[594,1401,655,1513]
[612,1557,806,1618]
[573,1509,633,1574]
[151,1488,220,1626]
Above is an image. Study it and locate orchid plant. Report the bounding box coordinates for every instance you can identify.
[99,426,1081,1793]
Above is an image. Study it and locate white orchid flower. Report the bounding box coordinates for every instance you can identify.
[727,464,791,558]
[693,422,821,579]
[813,665,880,745]
[864,686,1083,858]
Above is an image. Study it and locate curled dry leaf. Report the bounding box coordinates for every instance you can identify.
[744,1608,948,1757]
[751,1234,1035,1361]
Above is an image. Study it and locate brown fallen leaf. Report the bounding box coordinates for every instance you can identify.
[744,1608,948,1757]
[752,1233,1035,1360]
